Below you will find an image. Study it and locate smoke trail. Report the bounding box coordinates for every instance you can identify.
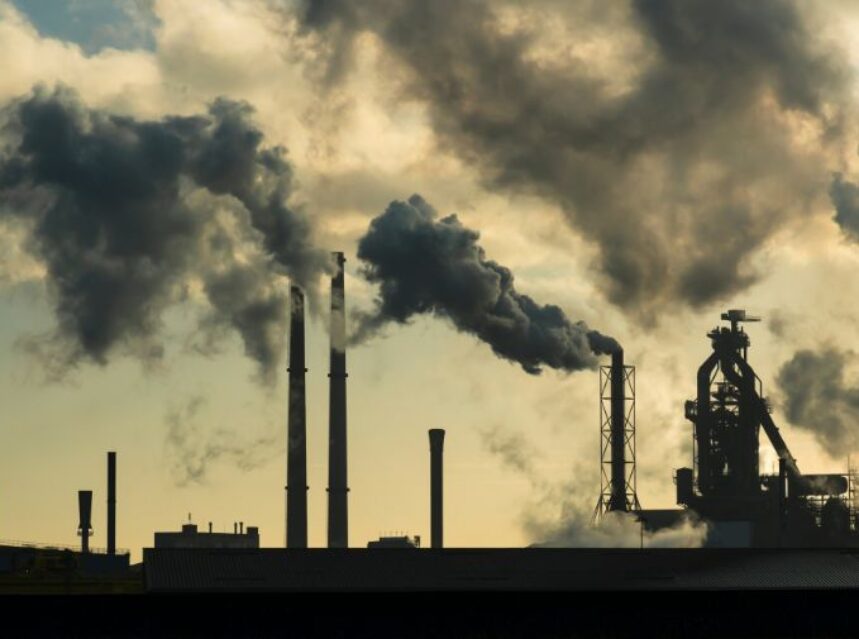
[0,85,329,383]
[480,424,707,548]
[292,0,851,319]
[776,347,859,457]
[164,395,280,486]
[830,173,859,242]
[354,195,619,374]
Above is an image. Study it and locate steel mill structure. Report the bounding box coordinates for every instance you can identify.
[631,310,859,547]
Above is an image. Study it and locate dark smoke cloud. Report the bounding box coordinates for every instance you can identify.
[830,173,859,242]
[293,0,851,319]
[355,195,619,374]
[0,85,328,383]
[776,348,859,457]
[165,395,280,485]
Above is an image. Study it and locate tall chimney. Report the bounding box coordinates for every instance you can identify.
[107,451,116,555]
[286,285,308,548]
[78,490,93,554]
[327,252,349,548]
[429,429,446,549]
[608,349,627,512]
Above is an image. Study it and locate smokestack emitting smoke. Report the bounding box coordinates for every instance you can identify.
[0,85,329,383]
[78,490,92,554]
[327,252,349,548]
[286,285,308,548]
[107,451,116,555]
[608,350,627,512]
[429,428,445,549]
[354,195,620,373]
[295,0,852,319]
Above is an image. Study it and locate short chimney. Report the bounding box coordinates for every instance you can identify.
[107,451,116,555]
[78,490,93,554]
[428,429,446,549]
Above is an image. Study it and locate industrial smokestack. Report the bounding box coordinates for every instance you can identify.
[286,285,308,548]
[608,349,627,512]
[107,451,116,555]
[327,252,349,548]
[78,490,93,554]
[429,429,446,548]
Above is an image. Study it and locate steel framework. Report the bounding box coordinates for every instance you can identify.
[594,362,640,521]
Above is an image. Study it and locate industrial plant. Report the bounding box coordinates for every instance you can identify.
[3,254,859,593]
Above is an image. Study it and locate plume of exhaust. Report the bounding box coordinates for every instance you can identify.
[354,195,619,374]
[165,396,280,486]
[481,424,708,548]
[776,347,859,457]
[0,85,329,383]
[292,0,852,319]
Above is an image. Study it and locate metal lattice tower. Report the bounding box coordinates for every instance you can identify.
[594,361,640,521]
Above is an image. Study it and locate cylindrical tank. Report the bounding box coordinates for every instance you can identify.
[821,497,850,537]
[676,468,694,505]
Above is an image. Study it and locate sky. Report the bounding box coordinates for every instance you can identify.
[3,1,859,561]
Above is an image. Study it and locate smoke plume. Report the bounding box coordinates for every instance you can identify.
[294,0,851,319]
[355,195,619,374]
[830,173,859,242]
[776,347,859,457]
[0,85,329,383]
[481,424,707,548]
[165,395,280,485]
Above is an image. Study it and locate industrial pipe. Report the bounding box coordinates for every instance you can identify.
[429,429,446,548]
[286,285,308,548]
[107,451,116,555]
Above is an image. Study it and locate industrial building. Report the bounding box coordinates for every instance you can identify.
[153,521,259,550]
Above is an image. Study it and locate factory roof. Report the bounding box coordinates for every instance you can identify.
[143,547,859,592]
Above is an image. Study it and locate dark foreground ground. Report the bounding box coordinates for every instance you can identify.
[0,590,854,639]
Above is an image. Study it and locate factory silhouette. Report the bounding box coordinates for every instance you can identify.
[3,254,859,594]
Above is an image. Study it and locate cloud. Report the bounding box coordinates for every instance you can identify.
[0,85,328,383]
[291,0,852,320]
[353,194,619,374]
[776,347,859,457]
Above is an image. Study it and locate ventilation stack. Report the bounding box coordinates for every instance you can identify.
[429,429,446,549]
[286,285,308,548]
[78,490,93,554]
[327,252,349,548]
[608,350,627,512]
[595,348,639,520]
[107,451,116,555]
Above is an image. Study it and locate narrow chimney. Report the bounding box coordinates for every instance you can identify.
[107,451,116,555]
[327,252,349,548]
[208,522,213,534]
[608,349,627,512]
[240,521,244,534]
[78,490,93,554]
[286,285,308,548]
[429,429,446,549]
